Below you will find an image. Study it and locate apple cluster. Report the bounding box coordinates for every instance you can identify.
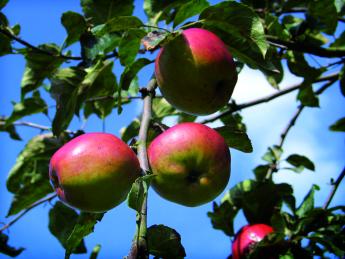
[49,28,237,212]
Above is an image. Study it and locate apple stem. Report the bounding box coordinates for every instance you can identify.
[127,77,157,259]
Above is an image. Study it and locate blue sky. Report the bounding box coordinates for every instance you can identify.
[0,1,344,259]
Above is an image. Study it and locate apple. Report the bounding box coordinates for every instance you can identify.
[147,122,231,206]
[155,28,237,115]
[49,133,141,212]
[232,224,274,259]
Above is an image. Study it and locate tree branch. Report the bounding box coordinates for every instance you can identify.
[0,27,82,60]
[323,167,345,209]
[265,79,336,179]
[201,73,339,124]
[127,77,157,259]
[0,119,75,134]
[0,193,57,233]
[266,35,345,58]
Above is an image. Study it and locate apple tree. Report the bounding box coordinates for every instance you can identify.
[0,0,344,258]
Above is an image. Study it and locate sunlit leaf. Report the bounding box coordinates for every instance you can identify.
[81,0,134,25]
[61,11,87,48]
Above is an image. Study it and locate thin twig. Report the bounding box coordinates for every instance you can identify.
[265,79,336,179]
[266,35,345,58]
[201,73,339,124]
[0,193,57,233]
[0,120,50,131]
[323,167,345,209]
[0,119,75,134]
[0,27,82,60]
[127,77,157,259]
[278,105,305,148]
[142,25,171,33]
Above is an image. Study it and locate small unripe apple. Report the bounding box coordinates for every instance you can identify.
[232,224,274,259]
[147,122,231,206]
[49,133,141,212]
[155,28,237,115]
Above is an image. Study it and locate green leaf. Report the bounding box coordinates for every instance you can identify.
[142,31,171,51]
[81,60,117,119]
[253,164,270,181]
[61,11,87,48]
[120,118,140,143]
[262,145,283,163]
[330,31,345,50]
[119,58,153,91]
[89,244,101,259]
[50,67,86,136]
[118,28,146,66]
[0,118,22,140]
[65,212,104,257]
[6,92,47,125]
[329,117,345,132]
[215,126,253,153]
[286,51,323,81]
[265,13,290,41]
[241,182,294,224]
[207,201,237,236]
[208,180,257,236]
[307,0,338,35]
[286,154,315,171]
[0,27,12,56]
[200,1,269,58]
[80,0,134,25]
[173,0,209,28]
[152,98,178,119]
[296,184,319,218]
[20,44,64,98]
[0,233,24,257]
[94,16,143,37]
[143,0,185,25]
[127,175,154,212]
[297,84,319,107]
[340,65,345,97]
[147,224,186,259]
[6,134,69,216]
[83,32,121,61]
[0,0,9,10]
[48,202,87,254]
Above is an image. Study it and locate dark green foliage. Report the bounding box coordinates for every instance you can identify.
[147,224,186,258]
[0,233,24,257]
[6,134,71,216]
[20,44,64,98]
[1,0,345,258]
[6,91,47,125]
[48,202,87,255]
[330,117,345,132]
[127,175,154,212]
[80,0,134,25]
[61,11,87,48]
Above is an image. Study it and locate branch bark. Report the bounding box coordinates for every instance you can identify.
[0,193,57,233]
[0,27,82,60]
[265,79,336,179]
[127,77,157,259]
[201,73,339,124]
[266,35,345,58]
[323,167,345,209]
